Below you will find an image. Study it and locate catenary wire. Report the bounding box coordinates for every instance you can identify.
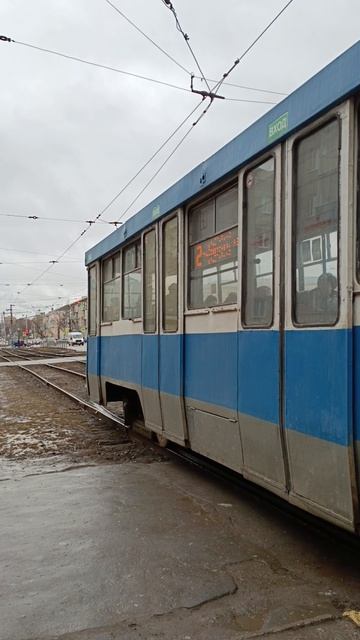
[161,0,211,93]
[103,0,190,75]
[15,100,204,295]
[113,1,296,222]
[0,212,120,226]
[8,38,191,94]
[6,1,294,296]
[115,98,214,223]
[211,0,296,96]
[1,37,284,102]
[200,77,287,96]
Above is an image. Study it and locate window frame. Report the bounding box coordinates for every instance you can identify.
[187,181,239,310]
[241,154,276,329]
[88,264,97,336]
[122,239,142,320]
[291,116,341,328]
[101,252,120,323]
[162,215,179,333]
[143,227,157,334]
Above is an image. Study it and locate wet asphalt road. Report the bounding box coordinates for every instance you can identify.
[1,459,360,640]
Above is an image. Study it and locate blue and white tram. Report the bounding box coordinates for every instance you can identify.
[86,40,360,533]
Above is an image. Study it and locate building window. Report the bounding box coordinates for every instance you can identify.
[143,230,156,332]
[243,157,275,327]
[293,119,340,325]
[102,254,120,322]
[88,265,97,335]
[188,185,238,308]
[163,217,178,332]
[122,241,141,319]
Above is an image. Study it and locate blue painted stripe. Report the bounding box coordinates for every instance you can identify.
[238,330,279,425]
[87,328,354,446]
[285,329,352,446]
[353,326,360,443]
[184,332,238,411]
[86,41,360,264]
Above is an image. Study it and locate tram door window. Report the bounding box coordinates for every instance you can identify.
[163,217,178,332]
[143,230,157,333]
[188,186,238,308]
[102,253,120,322]
[293,120,340,325]
[122,241,141,319]
[243,157,275,327]
[88,265,97,335]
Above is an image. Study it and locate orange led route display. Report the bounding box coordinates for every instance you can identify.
[192,227,239,270]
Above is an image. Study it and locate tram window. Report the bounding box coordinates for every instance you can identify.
[88,265,97,335]
[294,120,339,325]
[122,241,141,319]
[243,157,275,327]
[188,186,238,308]
[163,217,178,332]
[143,230,156,332]
[102,253,120,322]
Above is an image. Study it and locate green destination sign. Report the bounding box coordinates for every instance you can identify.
[267,112,288,143]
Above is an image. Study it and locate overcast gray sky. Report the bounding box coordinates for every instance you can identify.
[1,0,359,318]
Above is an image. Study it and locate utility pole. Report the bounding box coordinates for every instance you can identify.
[6,304,15,342]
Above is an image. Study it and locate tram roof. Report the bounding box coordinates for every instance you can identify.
[86,39,360,266]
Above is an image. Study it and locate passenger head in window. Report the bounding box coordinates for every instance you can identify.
[314,273,337,315]
[204,294,217,307]
[317,273,337,297]
[224,291,237,305]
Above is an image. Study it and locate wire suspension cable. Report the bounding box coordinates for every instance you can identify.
[103,0,190,75]
[0,212,121,225]
[6,38,191,94]
[1,37,282,104]
[161,0,211,94]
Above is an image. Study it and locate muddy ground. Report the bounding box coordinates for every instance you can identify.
[0,366,166,467]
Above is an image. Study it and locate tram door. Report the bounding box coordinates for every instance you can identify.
[158,212,188,445]
[141,226,163,433]
[87,263,102,403]
[184,184,243,472]
[238,149,287,491]
[283,111,355,525]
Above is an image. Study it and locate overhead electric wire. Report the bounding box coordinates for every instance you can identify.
[211,0,296,96]
[1,36,284,104]
[15,100,204,295]
[115,98,214,224]
[6,0,295,296]
[161,0,211,93]
[3,37,191,95]
[200,77,287,97]
[0,212,120,226]
[103,0,190,75]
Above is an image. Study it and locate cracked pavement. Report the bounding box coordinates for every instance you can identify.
[1,461,360,640]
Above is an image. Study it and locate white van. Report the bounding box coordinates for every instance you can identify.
[67,332,84,346]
